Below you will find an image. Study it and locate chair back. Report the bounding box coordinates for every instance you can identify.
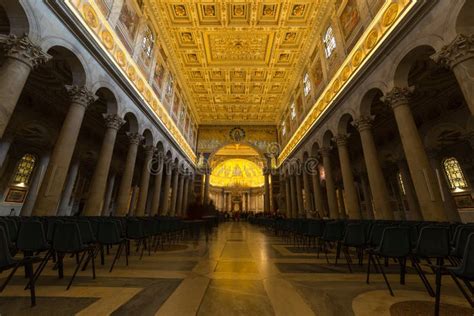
[452,226,474,258]
[457,233,474,279]
[0,227,15,267]
[76,221,95,244]
[343,223,367,247]
[415,226,450,257]
[368,223,387,247]
[52,223,84,252]
[17,220,49,252]
[126,220,144,239]
[322,221,344,242]
[97,221,121,244]
[378,227,411,257]
[3,219,18,242]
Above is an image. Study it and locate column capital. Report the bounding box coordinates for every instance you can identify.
[333,134,350,147]
[352,115,375,132]
[432,34,474,69]
[382,86,414,110]
[65,85,97,108]
[103,114,125,130]
[319,146,332,157]
[126,132,144,145]
[143,145,156,157]
[0,34,51,69]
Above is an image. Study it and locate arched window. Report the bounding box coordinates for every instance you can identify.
[323,26,337,58]
[303,73,311,96]
[141,25,155,58]
[281,121,286,136]
[397,172,406,195]
[11,154,36,187]
[443,157,469,191]
[166,75,174,98]
[290,102,296,120]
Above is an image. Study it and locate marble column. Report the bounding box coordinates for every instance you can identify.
[136,146,155,216]
[84,114,124,216]
[102,174,116,216]
[203,171,210,205]
[353,116,394,220]
[284,176,291,217]
[433,34,474,116]
[21,153,50,216]
[334,134,362,219]
[264,171,271,213]
[115,133,143,216]
[428,152,461,222]
[176,174,185,216]
[220,189,225,211]
[0,137,12,169]
[182,177,190,216]
[359,173,375,219]
[33,86,96,216]
[57,160,80,216]
[289,175,297,218]
[295,173,304,217]
[397,159,423,220]
[150,153,164,216]
[0,35,51,138]
[160,165,172,215]
[302,169,313,213]
[311,168,326,217]
[337,188,347,218]
[384,87,447,221]
[321,147,339,219]
[170,166,180,215]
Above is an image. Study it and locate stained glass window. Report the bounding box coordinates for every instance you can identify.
[397,172,406,195]
[443,157,468,190]
[12,154,36,186]
[323,26,337,58]
[303,73,311,96]
[141,25,155,58]
[281,121,287,136]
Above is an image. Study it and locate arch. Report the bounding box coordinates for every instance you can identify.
[95,87,118,115]
[123,112,139,133]
[337,112,354,135]
[156,141,164,153]
[142,129,154,146]
[358,86,387,117]
[46,45,87,87]
[322,130,334,148]
[391,44,437,88]
[0,0,30,36]
[208,141,265,161]
[455,0,474,35]
[311,141,321,158]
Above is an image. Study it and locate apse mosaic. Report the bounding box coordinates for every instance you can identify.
[210,158,264,188]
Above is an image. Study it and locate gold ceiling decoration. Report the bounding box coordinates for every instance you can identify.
[65,0,196,163]
[147,0,332,124]
[277,0,417,165]
[210,158,264,188]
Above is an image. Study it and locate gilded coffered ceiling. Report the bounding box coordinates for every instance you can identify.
[147,0,332,125]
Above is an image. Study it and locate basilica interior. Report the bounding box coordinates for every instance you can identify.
[0,0,473,315]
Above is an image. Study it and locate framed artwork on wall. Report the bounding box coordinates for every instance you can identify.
[4,188,28,203]
[453,194,474,209]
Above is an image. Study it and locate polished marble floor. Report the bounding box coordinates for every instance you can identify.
[0,222,473,315]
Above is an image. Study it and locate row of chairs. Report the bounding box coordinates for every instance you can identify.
[250,217,474,315]
[0,216,197,306]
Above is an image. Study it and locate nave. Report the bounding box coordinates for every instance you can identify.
[0,220,472,315]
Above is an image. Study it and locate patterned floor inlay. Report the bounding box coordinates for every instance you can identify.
[0,297,98,315]
[390,300,474,316]
[198,279,274,316]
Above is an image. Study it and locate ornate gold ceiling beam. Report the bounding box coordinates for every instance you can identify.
[277,0,417,166]
[65,0,196,163]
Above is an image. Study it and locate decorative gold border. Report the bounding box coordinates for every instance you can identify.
[277,0,416,166]
[66,0,196,164]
